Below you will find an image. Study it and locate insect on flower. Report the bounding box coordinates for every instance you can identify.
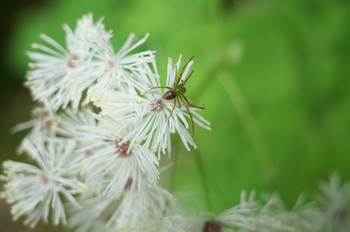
[148,56,205,135]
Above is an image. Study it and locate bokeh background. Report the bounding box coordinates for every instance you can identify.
[1,0,350,231]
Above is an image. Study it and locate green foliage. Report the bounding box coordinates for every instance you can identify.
[6,0,350,214]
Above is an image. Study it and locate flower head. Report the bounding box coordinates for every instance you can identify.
[316,173,350,232]
[74,114,159,198]
[25,15,100,110]
[0,138,84,228]
[95,55,210,157]
[11,100,58,145]
[86,33,156,101]
[68,175,175,232]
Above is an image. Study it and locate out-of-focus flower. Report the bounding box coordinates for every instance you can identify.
[257,193,320,232]
[69,175,175,232]
[184,191,257,232]
[316,173,350,232]
[11,100,58,145]
[0,138,84,228]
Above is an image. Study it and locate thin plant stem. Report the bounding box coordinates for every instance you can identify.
[169,143,179,192]
[218,72,276,182]
[192,149,212,212]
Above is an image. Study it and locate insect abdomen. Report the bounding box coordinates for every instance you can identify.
[162,90,177,100]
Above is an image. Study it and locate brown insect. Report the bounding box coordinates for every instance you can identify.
[149,55,205,135]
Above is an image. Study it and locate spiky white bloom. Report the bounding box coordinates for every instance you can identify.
[68,175,175,232]
[132,214,184,232]
[257,193,320,232]
[25,14,111,111]
[96,56,210,157]
[184,206,256,232]
[236,191,293,232]
[316,173,350,232]
[54,106,97,138]
[184,192,258,232]
[75,115,159,198]
[75,13,113,45]
[11,100,58,144]
[0,138,84,228]
[86,33,157,101]
[186,190,292,232]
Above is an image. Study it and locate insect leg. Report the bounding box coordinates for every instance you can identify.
[181,69,194,86]
[148,86,173,90]
[168,97,177,118]
[183,95,205,109]
[177,55,195,85]
[180,96,195,136]
[177,96,182,108]
[174,64,178,85]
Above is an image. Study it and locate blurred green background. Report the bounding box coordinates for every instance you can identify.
[1,0,350,231]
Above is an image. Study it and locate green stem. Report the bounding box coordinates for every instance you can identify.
[193,149,212,212]
[218,72,276,182]
[169,144,179,192]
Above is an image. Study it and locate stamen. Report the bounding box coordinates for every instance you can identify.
[150,99,164,112]
[105,60,114,70]
[116,139,132,157]
[39,174,50,184]
[202,220,222,232]
[85,150,93,157]
[67,55,79,68]
[35,111,49,121]
[333,208,348,223]
[43,121,52,129]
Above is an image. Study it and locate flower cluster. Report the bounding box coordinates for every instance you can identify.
[2,13,210,231]
[1,14,350,232]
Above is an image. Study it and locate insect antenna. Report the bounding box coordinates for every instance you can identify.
[177,96,182,108]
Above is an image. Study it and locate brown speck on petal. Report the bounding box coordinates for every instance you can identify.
[123,178,133,191]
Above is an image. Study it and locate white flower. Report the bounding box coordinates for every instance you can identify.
[75,13,113,45]
[54,106,97,138]
[11,100,59,146]
[132,214,184,232]
[86,33,156,102]
[257,193,320,232]
[68,176,175,232]
[236,191,293,232]
[184,192,257,232]
[96,56,210,157]
[25,14,106,111]
[0,138,84,228]
[316,173,350,232]
[75,115,159,198]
